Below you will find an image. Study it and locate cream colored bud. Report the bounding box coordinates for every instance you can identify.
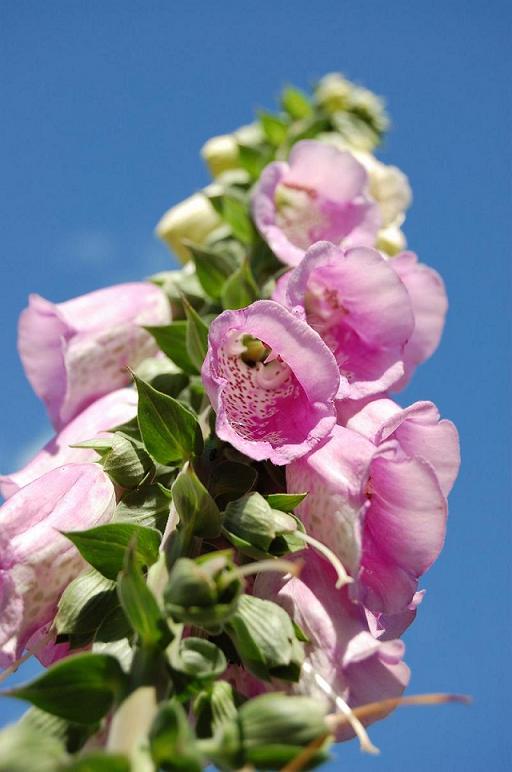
[349,87,389,133]
[156,192,223,263]
[201,134,239,177]
[368,162,412,227]
[315,72,352,112]
[377,222,407,256]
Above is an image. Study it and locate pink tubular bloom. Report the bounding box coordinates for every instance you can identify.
[254,553,410,741]
[251,140,380,267]
[201,300,342,465]
[0,388,137,499]
[275,241,415,399]
[287,397,460,632]
[18,282,170,430]
[390,251,448,387]
[0,464,116,668]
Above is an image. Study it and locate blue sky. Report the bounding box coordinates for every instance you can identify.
[1,2,510,769]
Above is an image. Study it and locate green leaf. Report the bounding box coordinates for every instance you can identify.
[222,493,276,553]
[145,322,198,374]
[63,524,161,581]
[187,242,238,300]
[265,492,307,512]
[168,637,227,681]
[222,196,253,244]
[5,654,128,724]
[149,699,203,772]
[183,300,209,372]
[237,144,274,180]
[55,569,128,647]
[63,753,131,772]
[226,595,304,682]
[208,461,257,506]
[221,260,258,310]
[117,543,170,647]
[281,86,313,119]
[134,374,203,465]
[171,467,221,539]
[114,484,172,531]
[0,719,68,772]
[258,111,289,146]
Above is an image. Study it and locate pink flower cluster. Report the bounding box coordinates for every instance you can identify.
[1,137,459,748]
[202,140,460,727]
[1,284,168,664]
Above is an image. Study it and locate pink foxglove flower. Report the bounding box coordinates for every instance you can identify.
[390,251,448,386]
[18,283,170,429]
[251,140,380,267]
[287,398,460,631]
[274,241,415,399]
[0,388,137,499]
[254,553,410,743]
[0,464,116,668]
[201,300,341,465]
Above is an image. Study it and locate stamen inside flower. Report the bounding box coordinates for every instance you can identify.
[240,334,270,366]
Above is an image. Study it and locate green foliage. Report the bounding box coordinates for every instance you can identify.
[62,524,161,581]
[5,654,128,724]
[134,374,203,464]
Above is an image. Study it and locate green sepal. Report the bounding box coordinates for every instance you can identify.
[221,259,258,310]
[117,543,171,648]
[237,143,274,181]
[183,299,209,373]
[4,654,128,724]
[258,111,289,146]
[171,467,221,539]
[187,241,238,301]
[281,86,313,119]
[134,374,203,465]
[167,636,227,683]
[149,699,204,772]
[62,752,131,772]
[265,492,307,512]
[55,569,129,647]
[114,484,172,532]
[145,322,198,375]
[62,523,161,581]
[164,552,242,630]
[221,195,254,245]
[226,595,304,682]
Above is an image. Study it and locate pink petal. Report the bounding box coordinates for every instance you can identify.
[284,140,368,202]
[0,388,137,499]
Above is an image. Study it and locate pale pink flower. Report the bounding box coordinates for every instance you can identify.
[274,241,415,398]
[0,388,137,499]
[0,464,116,667]
[18,283,170,429]
[287,398,460,631]
[201,300,342,465]
[252,140,380,267]
[254,553,410,742]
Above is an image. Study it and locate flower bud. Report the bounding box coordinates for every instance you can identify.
[164,552,242,629]
[222,492,303,559]
[349,86,389,134]
[201,134,240,177]
[377,222,407,256]
[85,433,154,489]
[315,72,352,113]
[226,594,304,682]
[238,693,331,769]
[156,193,223,263]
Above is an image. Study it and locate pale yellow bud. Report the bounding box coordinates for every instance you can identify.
[156,192,223,263]
[201,134,239,176]
[315,72,352,113]
[377,222,407,256]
